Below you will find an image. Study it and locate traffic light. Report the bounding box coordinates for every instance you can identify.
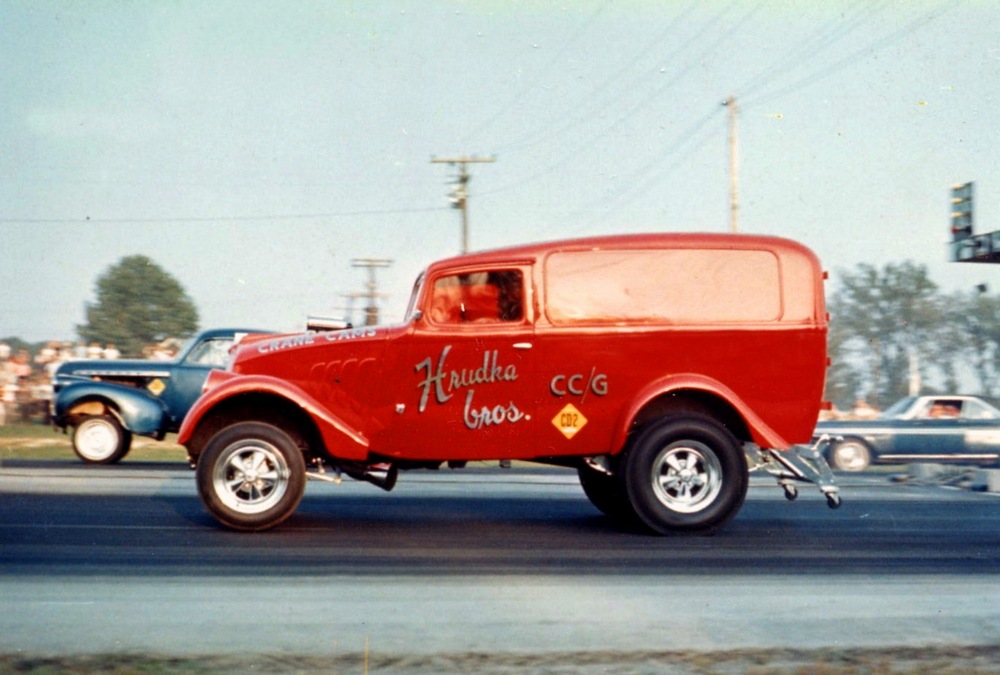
[448,179,467,209]
[951,181,974,242]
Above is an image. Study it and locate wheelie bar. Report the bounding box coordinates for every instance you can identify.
[746,435,842,509]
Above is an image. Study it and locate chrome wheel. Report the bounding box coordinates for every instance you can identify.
[650,441,723,514]
[212,439,291,514]
[71,414,132,464]
[623,414,748,534]
[196,422,307,531]
[830,439,871,472]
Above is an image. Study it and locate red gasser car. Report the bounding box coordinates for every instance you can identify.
[179,233,840,532]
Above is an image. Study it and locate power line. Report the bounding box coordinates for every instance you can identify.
[460,1,610,147]
[491,0,716,155]
[0,205,450,225]
[479,5,759,203]
[585,2,953,223]
[584,105,723,218]
[742,0,956,109]
[736,0,890,102]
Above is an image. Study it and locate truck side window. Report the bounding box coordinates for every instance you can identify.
[429,270,524,324]
[545,249,782,325]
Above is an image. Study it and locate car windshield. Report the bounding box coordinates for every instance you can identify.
[171,336,198,362]
[404,272,425,322]
[184,338,235,367]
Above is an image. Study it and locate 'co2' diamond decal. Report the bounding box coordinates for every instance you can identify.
[552,403,587,440]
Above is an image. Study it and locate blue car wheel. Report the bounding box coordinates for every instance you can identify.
[71,414,132,464]
[829,438,872,472]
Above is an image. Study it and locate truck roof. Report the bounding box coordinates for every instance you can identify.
[425,232,821,270]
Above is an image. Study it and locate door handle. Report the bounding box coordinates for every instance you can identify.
[513,342,533,350]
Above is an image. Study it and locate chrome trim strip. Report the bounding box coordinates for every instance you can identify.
[880,453,999,461]
[75,370,172,378]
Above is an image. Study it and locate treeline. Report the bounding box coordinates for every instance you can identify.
[826,261,1000,411]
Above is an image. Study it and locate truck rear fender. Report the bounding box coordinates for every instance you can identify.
[613,373,790,453]
[178,374,369,463]
[54,381,165,435]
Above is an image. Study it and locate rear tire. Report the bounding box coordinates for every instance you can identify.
[71,414,132,464]
[622,414,748,534]
[578,461,637,523]
[195,422,306,531]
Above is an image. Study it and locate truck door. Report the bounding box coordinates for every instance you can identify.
[383,266,540,461]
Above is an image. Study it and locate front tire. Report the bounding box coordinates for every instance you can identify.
[71,414,132,464]
[195,422,306,531]
[829,438,871,472]
[622,414,748,534]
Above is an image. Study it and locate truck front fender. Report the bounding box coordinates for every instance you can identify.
[613,373,792,453]
[177,373,369,461]
[54,381,166,435]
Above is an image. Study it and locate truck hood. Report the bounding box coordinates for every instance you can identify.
[54,359,174,381]
[231,325,400,369]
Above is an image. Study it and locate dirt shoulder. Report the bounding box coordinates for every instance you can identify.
[3,645,998,674]
[0,424,187,462]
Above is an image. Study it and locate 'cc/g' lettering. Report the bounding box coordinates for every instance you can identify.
[550,369,608,397]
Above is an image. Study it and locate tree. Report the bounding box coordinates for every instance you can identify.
[827,262,947,408]
[947,287,1000,398]
[823,315,864,412]
[77,255,199,357]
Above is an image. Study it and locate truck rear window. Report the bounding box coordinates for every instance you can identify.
[544,248,782,325]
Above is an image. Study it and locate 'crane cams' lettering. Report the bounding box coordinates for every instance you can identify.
[257,327,378,354]
[414,345,526,430]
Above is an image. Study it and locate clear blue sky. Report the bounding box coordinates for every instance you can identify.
[2,1,998,342]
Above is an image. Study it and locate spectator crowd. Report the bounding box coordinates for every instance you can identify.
[0,340,130,426]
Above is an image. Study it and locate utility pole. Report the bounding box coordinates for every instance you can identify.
[431,156,495,253]
[340,294,358,325]
[350,258,392,326]
[724,95,740,233]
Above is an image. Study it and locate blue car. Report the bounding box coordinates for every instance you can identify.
[815,395,1000,471]
[52,328,269,463]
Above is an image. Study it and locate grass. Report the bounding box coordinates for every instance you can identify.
[0,423,188,463]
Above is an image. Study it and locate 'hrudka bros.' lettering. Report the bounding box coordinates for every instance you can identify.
[415,346,526,430]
